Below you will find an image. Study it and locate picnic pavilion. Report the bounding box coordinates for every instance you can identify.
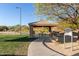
[28,20,57,37]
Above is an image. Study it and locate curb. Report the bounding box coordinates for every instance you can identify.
[42,39,66,56]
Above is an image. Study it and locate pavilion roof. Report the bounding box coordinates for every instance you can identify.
[28,20,57,27]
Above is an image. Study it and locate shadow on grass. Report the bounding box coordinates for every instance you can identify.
[0,54,27,56]
[0,54,16,56]
[4,36,38,42]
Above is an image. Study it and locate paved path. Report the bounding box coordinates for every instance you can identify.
[28,37,63,56]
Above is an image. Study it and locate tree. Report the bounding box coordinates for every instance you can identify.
[0,26,9,31]
[35,3,79,39]
[21,25,29,33]
[8,25,29,33]
[35,4,79,27]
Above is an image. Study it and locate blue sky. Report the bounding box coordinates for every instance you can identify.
[0,3,38,26]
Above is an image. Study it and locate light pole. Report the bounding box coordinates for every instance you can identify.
[16,7,22,35]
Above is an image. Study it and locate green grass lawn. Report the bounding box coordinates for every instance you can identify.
[0,34,30,56]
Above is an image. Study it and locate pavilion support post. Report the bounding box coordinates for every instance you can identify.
[29,25,34,38]
[49,27,52,37]
[49,27,52,32]
[49,27,51,32]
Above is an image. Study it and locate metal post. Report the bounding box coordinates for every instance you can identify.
[71,36,73,51]
[20,8,22,35]
[64,35,65,48]
[16,7,22,35]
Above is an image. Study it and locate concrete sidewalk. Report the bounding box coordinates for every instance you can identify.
[28,38,63,56]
